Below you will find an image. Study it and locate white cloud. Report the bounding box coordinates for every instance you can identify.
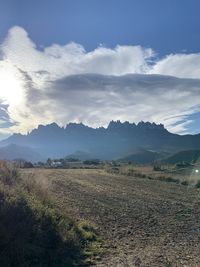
[1,26,154,81]
[151,53,200,79]
[0,26,200,137]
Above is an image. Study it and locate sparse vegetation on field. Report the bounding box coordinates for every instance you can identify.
[20,167,200,267]
[0,161,103,267]
[105,163,200,187]
[1,161,200,266]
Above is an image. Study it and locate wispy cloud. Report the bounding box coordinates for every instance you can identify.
[0,26,200,137]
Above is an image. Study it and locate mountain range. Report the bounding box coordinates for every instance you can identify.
[0,121,200,162]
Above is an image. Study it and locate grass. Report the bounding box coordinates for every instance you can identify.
[0,161,103,267]
[77,221,107,265]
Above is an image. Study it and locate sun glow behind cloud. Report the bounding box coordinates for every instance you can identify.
[0,61,25,106]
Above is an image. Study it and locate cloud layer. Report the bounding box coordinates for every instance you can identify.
[0,26,200,137]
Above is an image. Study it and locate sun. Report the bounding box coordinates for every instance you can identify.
[0,62,24,106]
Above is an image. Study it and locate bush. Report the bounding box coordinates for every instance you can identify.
[0,160,19,185]
[83,160,100,166]
[181,180,189,186]
[23,161,34,168]
[137,173,147,178]
[176,162,191,168]
[106,167,120,174]
[158,176,180,184]
[126,168,136,176]
[195,180,200,189]
[153,165,163,171]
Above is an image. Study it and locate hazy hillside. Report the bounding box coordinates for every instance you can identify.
[0,144,43,162]
[1,121,200,161]
[65,150,94,161]
[163,149,200,164]
[119,149,167,164]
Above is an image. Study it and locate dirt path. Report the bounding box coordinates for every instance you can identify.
[23,169,200,267]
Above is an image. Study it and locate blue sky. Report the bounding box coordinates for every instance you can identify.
[1,0,200,56]
[0,0,200,139]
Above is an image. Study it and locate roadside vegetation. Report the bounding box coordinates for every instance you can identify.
[0,160,103,267]
[105,162,200,188]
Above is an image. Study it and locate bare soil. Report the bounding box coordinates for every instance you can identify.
[22,168,200,267]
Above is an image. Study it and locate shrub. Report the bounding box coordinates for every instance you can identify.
[158,176,180,184]
[23,161,34,168]
[181,180,189,186]
[195,180,200,189]
[176,162,191,168]
[126,168,136,176]
[0,160,19,185]
[106,167,120,174]
[136,172,147,178]
[153,165,163,171]
[83,160,100,166]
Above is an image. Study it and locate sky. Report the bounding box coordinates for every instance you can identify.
[0,0,200,139]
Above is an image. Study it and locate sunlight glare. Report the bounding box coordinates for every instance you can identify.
[0,62,24,106]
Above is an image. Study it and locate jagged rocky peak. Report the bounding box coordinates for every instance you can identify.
[30,122,63,136]
[0,119,199,161]
[66,122,90,130]
[38,122,60,129]
[107,120,121,129]
[137,121,165,130]
[107,120,165,131]
[27,120,167,134]
[107,120,136,130]
[65,122,94,132]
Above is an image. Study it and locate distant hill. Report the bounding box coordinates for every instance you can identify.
[0,144,43,162]
[0,121,200,160]
[118,149,167,164]
[65,150,94,161]
[163,149,200,164]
